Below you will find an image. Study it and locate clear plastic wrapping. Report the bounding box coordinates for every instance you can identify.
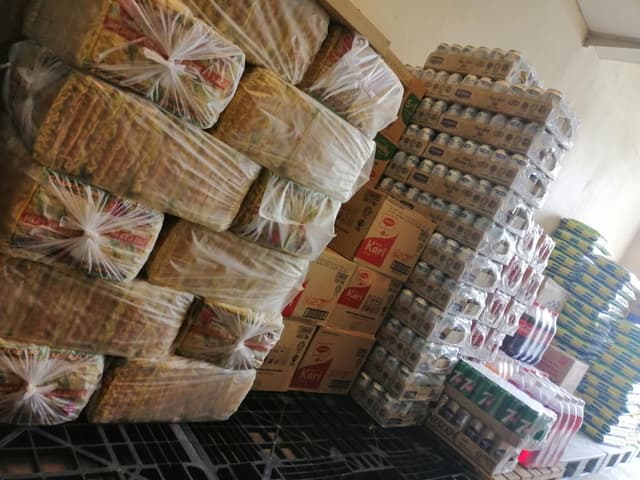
[231,170,340,259]
[0,340,104,425]
[475,223,517,265]
[389,291,473,349]
[185,0,329,85]
[406,266,487,319]
[300,23,403,138]
[176,299,283,370]
[24,0,246,128]
[377,320,460,374]
[146,220,309,311]
[501,298,528,336]
[351,374,429,428]
[516,266,544,305]
[5,41,261,231]
[502,305,556,364]
[362,350,445,401]
[1,118,163,282]
[213,67,375,202]
[500,255,527,296]
[0,254,193,357]
[87,356,255,422]
[422,233,502,291]
[478,290,512,328]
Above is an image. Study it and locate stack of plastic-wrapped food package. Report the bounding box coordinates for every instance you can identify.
[545,219,640,445]
[0,0,404,424]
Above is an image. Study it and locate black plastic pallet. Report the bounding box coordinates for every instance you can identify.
[0,392,481,480]
[184,392,480,480]
[0,423,212,480]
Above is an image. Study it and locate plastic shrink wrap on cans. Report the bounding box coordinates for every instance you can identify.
[213,67,375,202]
[0,254,193,357]
[146,220,309,311]
[185,0,329,85]
[87,356,255,422]
[0,340,104,425]
[299,23,403,138]
[23,0,246,128]
[231,170,340,259]
[0,117,163,282]
[176,299,283,370]
[4,41,261,231]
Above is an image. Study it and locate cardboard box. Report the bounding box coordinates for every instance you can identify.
[422,79,554,124]
[536,345,588,394]
[289,326,374,394]
[253,319,317,392]
[325,264,402,334]
[283,249,356,322]
[378,77,426,145]
[318,0,390,55]
[330,187,434,281]
[374,134,398,161]
[364,158,388,189]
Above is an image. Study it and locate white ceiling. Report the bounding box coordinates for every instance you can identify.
[577,0,640,63]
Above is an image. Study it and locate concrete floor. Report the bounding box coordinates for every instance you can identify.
[585,459,640,479]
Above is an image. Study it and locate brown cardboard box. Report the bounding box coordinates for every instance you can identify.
[282,249,356,322]
[330,187,434,281]
[289,326,374,394]
[536,345,588,394]
[378,77,426,145]
[325,264,402,334]
[253,319,317,392]
[364,158,388,189]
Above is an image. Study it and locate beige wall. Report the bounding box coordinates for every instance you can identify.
[621,228,640,275]
[353,0,640,265]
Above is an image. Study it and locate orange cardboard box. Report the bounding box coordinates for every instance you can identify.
[325,265,401,334]
[253,319,317,392]
[289,326,374,394]
[330,187,434,281]
[282,249,356,322]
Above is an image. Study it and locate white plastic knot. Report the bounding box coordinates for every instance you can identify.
[142,47,186,75]
[83,229,100,242]
[23,383,38,401]
[233,342,246,352]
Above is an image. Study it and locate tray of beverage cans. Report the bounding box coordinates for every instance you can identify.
[423,44,536,85]
[425,359,557,476]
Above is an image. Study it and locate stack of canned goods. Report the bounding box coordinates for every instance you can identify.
[416,45,577,146]
[409,99,563,181]
[431,359,557,469]
[378,160,534,237]
[482,353,585,468]
[350,370,431,427]
[425,43,537,87]
[362,345,447,401]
